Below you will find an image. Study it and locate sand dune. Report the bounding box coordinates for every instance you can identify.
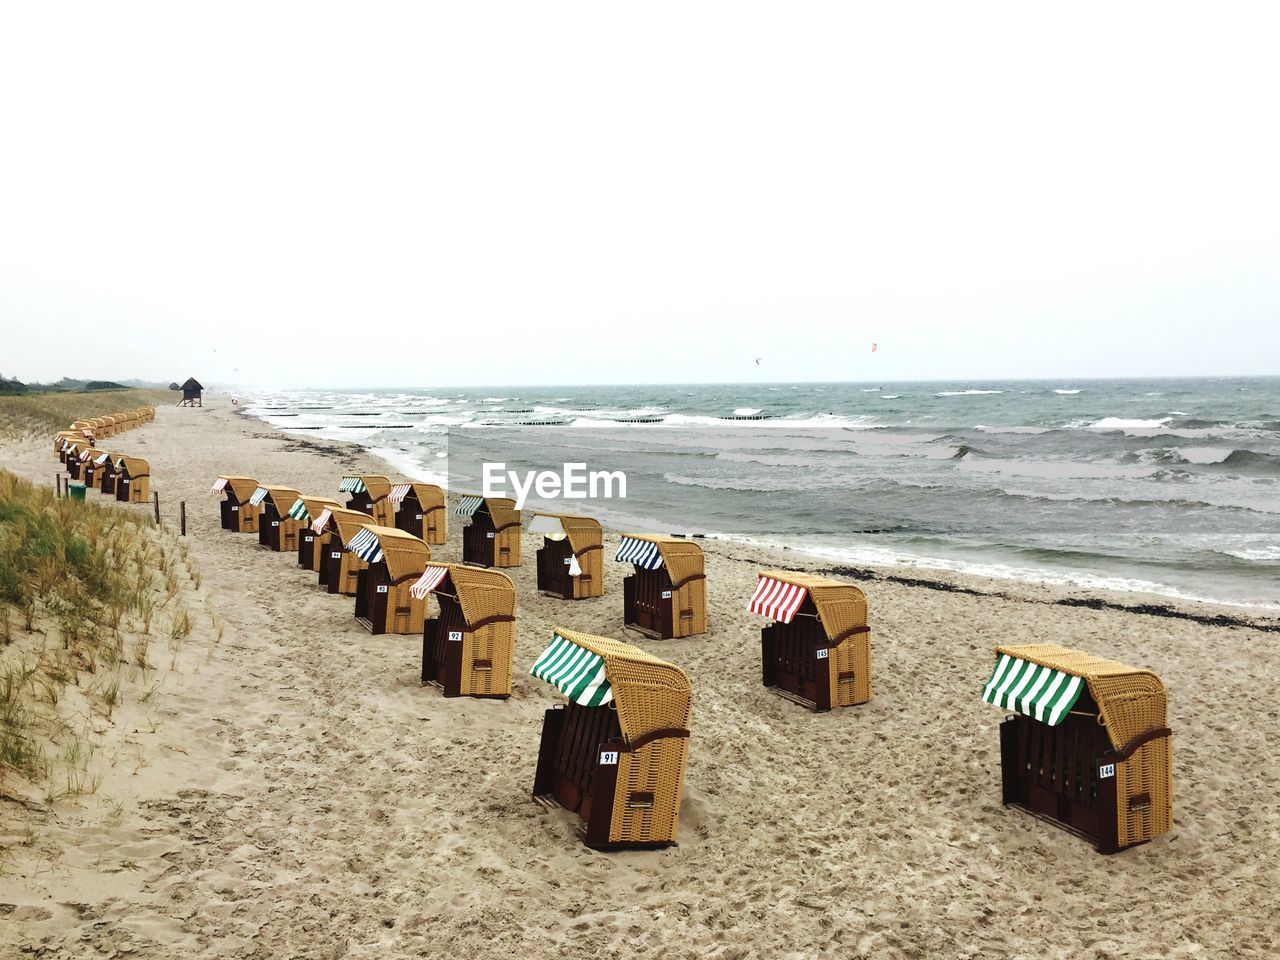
[1,395,1277,958]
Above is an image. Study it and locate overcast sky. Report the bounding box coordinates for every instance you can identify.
[1,3,1277,388]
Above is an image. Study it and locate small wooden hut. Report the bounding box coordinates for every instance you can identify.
[413,563,516,698]
[531,513,604,600]
[338,475,396,527]
[615,534,707,639]
[210,476,264,532]
[981,643,1173,853]
[749,571,871,712]
[531,628,692,849]
[179,378,203,407]
[292,496,342,571]
[390,483,447,545]
[255,485,305,552]
[115,456,150,503]
[316,507,382,596]
[346,525,430,635]
[456,495,521,568]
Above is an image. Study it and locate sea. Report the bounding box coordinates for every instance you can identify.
[241,377,1280,610]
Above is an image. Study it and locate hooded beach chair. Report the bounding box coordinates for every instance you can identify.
[457,494,521,568]
[412,563,516,698]
[255,485,305,552]
[338,475,396,527]
[211,476,264,532]
[346,525,431,635]
[981,643,1173,853]
[531,513,604,600]
[531,628,692,849]
[291,496,343,570]
[615,534,707,639]
[115,457,150,503]
[390,483,447,545]
[749,571,872,712]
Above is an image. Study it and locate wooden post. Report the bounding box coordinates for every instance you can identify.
[153,491,161,526]
[56,474,61,498]
[180,500,187,536]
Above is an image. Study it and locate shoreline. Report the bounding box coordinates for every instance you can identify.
[2,391,1277,958]
[240,403,1280,631]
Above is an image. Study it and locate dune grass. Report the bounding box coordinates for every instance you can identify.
[0,468,192,799]
[0,388,170,440]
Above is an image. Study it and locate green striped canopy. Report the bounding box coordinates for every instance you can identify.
[287,497,309,521]
[981,653,1084,726]
[530,633,613,706]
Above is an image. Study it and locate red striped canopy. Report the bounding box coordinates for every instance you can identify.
[310,508,333,535]
[409,565,449,600]
[748,575,809,623]
[210,477,228,494]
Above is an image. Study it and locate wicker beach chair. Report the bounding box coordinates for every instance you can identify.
[530,513,605,600]
[292,496,343,570]
[531,628,693,849]
[345,525,431,634]
[981,642,1173,853]
[255,485,305,552]
[115,456,150,503]
[390,483,447,545]
[457,495,521,568]
[339,475,396,527]
[314,507,382,596]
[412,563,516,697]
[210,476,264,532]
[615,534,707,639]
[749,571,871,711]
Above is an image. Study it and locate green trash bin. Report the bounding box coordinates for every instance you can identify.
[69,482,86,502]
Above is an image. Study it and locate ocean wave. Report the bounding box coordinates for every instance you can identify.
[1218,546,1280,562]
[1089,417,1171,430]
[1055,389,1082,395]
[879,394,901,399]
[733,407,762,416]
[936,389,1004,397]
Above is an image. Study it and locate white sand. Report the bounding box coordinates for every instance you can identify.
[1,395,1277,958]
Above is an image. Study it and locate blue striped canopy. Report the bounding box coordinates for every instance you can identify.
[346,526,384,563]
[615,536,663,571]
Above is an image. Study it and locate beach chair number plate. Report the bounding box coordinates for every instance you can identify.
[448,630,462,642]
[486,532,495,538]
[231,505,239,511]
[599,751,619,766]
[661,590,672,599]
[331,551,342,559]
[377,585,388,593]
[304,535,313,542]
[272,521,279,527]
[816,649,830,660]
[563,558,572,565]
[1099,764,1115,779]
[416,513,423,519]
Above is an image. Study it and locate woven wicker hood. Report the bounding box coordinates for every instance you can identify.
[221,477,260,502]
[994,643,1166,751]
[329,508,380,545]
[758,571,868,640]
[118,456,149,477]
[409,484,445,510]
[365,526,431,581]
[551,628,691,744]
[621,534,704,587]
[482,497,520,531]
[428,564,515,627]
[263,486,302,513]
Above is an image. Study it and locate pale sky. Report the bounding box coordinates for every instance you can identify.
[1,2,1277,388]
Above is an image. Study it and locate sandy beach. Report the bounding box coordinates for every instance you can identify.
[2,393,1277,959]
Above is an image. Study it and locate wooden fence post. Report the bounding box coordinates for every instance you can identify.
[153,492,161,526]
[180,500,187,537]
[56,474,61,498]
